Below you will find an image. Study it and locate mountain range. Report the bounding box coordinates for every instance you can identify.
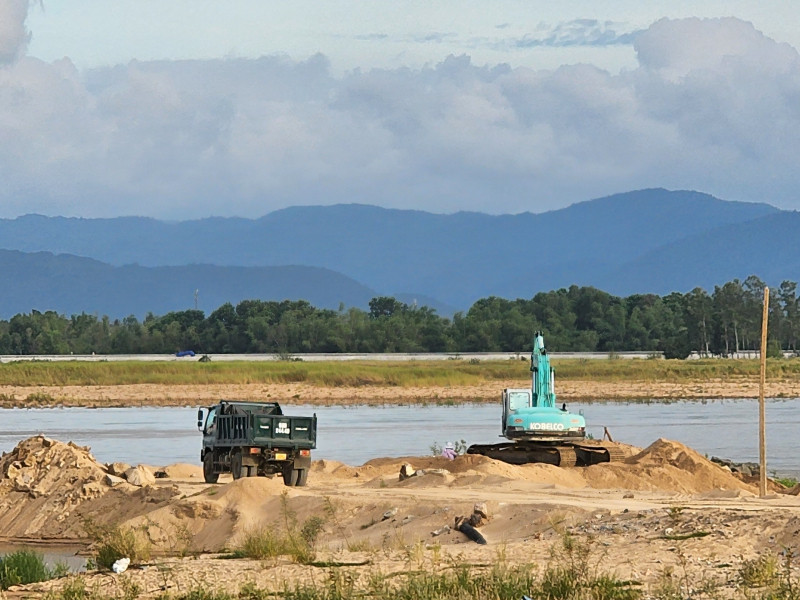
[0,188,792,319]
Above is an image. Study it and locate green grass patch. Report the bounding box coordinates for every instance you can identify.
[0,549,67,590]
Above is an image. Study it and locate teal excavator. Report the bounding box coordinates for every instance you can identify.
[467,332,624,466]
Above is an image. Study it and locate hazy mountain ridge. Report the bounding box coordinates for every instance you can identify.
[0,188,787,317]
[0,250,378,319]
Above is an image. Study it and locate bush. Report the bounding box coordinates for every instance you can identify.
[83,522,151,571]
[0,550,55,589]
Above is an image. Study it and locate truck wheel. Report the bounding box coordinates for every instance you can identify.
[282,466,299,486]
[203,453,219,484]
[295,469,308,487]
[231,452,243,480]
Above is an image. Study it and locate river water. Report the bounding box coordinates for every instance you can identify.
[1,399,799,477]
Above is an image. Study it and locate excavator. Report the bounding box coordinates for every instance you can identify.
[467,332,625,467]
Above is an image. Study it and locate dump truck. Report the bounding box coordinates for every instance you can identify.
[197,400,317,486]
[467,332,624,466]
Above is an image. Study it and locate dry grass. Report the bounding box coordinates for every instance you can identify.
[0,357,798,388]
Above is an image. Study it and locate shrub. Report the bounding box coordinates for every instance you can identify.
[0,550,55,589]
[83,522,151,571]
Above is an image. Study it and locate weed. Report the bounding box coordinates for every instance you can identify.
[234,526,285,560]
[345,539,373,552]
[43,576,91,600]
[740,554,779,587]
[775,476,799,488]
[83,520,152,571]
[25,391,57,405]
[300,516,325,547]
[0,550,56,589]
[666,506,685,523]
[171,587,234,600]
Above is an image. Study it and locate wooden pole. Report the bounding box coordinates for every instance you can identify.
[759,286,769,497]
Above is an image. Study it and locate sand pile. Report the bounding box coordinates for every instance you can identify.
[0,435,113,538]
[583,438,757,495]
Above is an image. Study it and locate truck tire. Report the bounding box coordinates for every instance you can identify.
[295,468,308,487]
[282,466,299,486]
[203,453,219,484]
[231,451,243,480]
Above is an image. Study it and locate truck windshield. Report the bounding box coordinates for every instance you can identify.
[205,407,217,432]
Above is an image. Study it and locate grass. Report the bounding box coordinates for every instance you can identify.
[0,549,68,590]
[30,540,800,600]
[0,357,798,389]
[82,521,152,571]
[227,492,322,564]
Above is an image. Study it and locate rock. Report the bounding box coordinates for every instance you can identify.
[107,462,132,477]
[382,507,398,520]
[399,464,416,481]
[105,474,126,487]
[473,502,489,519]
[431,525,451,537]
[468,513,484,527]
[124,465,156,487]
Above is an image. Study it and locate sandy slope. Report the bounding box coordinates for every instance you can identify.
[3,435,800,599]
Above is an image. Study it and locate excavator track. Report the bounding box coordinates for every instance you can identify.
[467,440,625,468]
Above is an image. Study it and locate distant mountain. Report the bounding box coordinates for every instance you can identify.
[603,210,800,295]
[0,250,379,319]
[0,188,788,313]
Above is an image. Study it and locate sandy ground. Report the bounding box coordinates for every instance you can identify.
[2,377,800,407]
[3,434,800,599]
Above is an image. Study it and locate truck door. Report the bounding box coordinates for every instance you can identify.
[204,406,218,439]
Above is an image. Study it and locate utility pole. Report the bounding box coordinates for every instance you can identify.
[194,289,199,310]
[759,286,769,498]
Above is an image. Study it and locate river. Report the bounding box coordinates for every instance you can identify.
[1,399,798,477]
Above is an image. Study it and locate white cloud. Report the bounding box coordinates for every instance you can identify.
[0,0,30,64]
[1,14,799,218]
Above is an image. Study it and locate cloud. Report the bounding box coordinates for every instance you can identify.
[1,15,799,218]
[0,0,31,64]
[512,19,640,49]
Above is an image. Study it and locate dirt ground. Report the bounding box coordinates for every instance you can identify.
[1,377,799,407]
[3,432,800,599]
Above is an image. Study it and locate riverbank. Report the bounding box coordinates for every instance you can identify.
[0,377,798,408]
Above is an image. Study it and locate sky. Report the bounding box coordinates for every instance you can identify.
[1,1,799,219]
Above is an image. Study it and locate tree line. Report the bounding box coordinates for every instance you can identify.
[0,275,796,359]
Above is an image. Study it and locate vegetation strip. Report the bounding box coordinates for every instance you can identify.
[0,357,798,387]
[0,276,796,359]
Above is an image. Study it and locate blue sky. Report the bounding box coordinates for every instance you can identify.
[2,1,800,218]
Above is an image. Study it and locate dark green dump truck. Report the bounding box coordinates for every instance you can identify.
[197,401,317,486]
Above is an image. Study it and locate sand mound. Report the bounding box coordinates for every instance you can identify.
[159,463,203,479]
[0,435,114,538]
[583,438,756,494]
